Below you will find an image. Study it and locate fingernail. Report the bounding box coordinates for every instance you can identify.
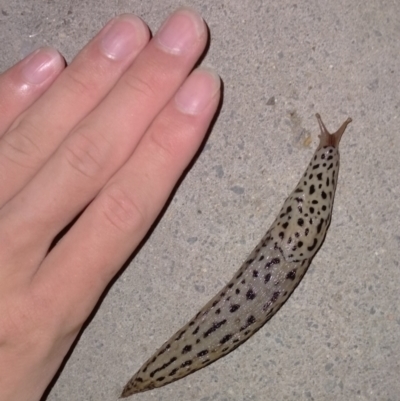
[21,48,63,85]
[100,15,148,60]
[156,8,205,55]
[175,68,220,115]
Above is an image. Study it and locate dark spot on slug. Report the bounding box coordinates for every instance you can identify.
[169,368,178,376]
[175,330,186,341]
[220,334,233,344]
[215,308,221,315]
[282,222,289,229]
[150,357,177,378]
[229,304,240,313]
[181,360,192,368]
[312,164,320,170]
[192,326,199,335]
[307,238,318,252]
[297,218,304,227]
[253,270,259,277]
[235,288,240,294]
[317,218,324,234]
[321,191,327,199]
[309,185,315,195]
[182,345,192,354]
[258,255,265,261]
[228,283,234,289]
[265,258,280,269]
[204,319,227,338]
[286,270,296,280]
[246,288,256,300]
[263,300,272,311]
[271,291,280,302]
[265,273,271,283]
[197,350,209,357]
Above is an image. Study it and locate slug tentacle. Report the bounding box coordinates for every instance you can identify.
[316,113,352,149]
[121,114,351,398]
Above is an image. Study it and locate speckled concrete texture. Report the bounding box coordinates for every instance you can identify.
[1,1,399,400]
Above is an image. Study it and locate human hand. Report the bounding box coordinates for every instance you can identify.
[0,8,220,401]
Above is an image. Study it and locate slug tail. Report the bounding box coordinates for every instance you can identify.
[316,113,352,149]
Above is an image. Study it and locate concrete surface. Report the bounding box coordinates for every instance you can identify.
[1,0,399,400]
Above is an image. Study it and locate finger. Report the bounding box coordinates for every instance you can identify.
[0,9,208,268]
[34,68,221,331]
[0,14,149,206]
[0,48,65,135]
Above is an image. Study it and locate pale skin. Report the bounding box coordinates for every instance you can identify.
[0,9,220,401]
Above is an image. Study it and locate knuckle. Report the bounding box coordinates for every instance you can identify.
[123,72,157,100]
[0,293,46,351]
[63,127,107,178]
[0,122,44,168]
[99,185,147,234]
[148,120,180,161]
[62,67,98,100]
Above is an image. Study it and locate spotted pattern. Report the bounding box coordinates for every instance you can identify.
[121,114,351,397]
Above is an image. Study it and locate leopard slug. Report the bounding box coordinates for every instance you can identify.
[121,113,352,397]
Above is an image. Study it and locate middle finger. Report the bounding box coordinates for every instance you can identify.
[0,9,208,267]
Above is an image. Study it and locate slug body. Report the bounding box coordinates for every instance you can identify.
[121,114,352,397]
